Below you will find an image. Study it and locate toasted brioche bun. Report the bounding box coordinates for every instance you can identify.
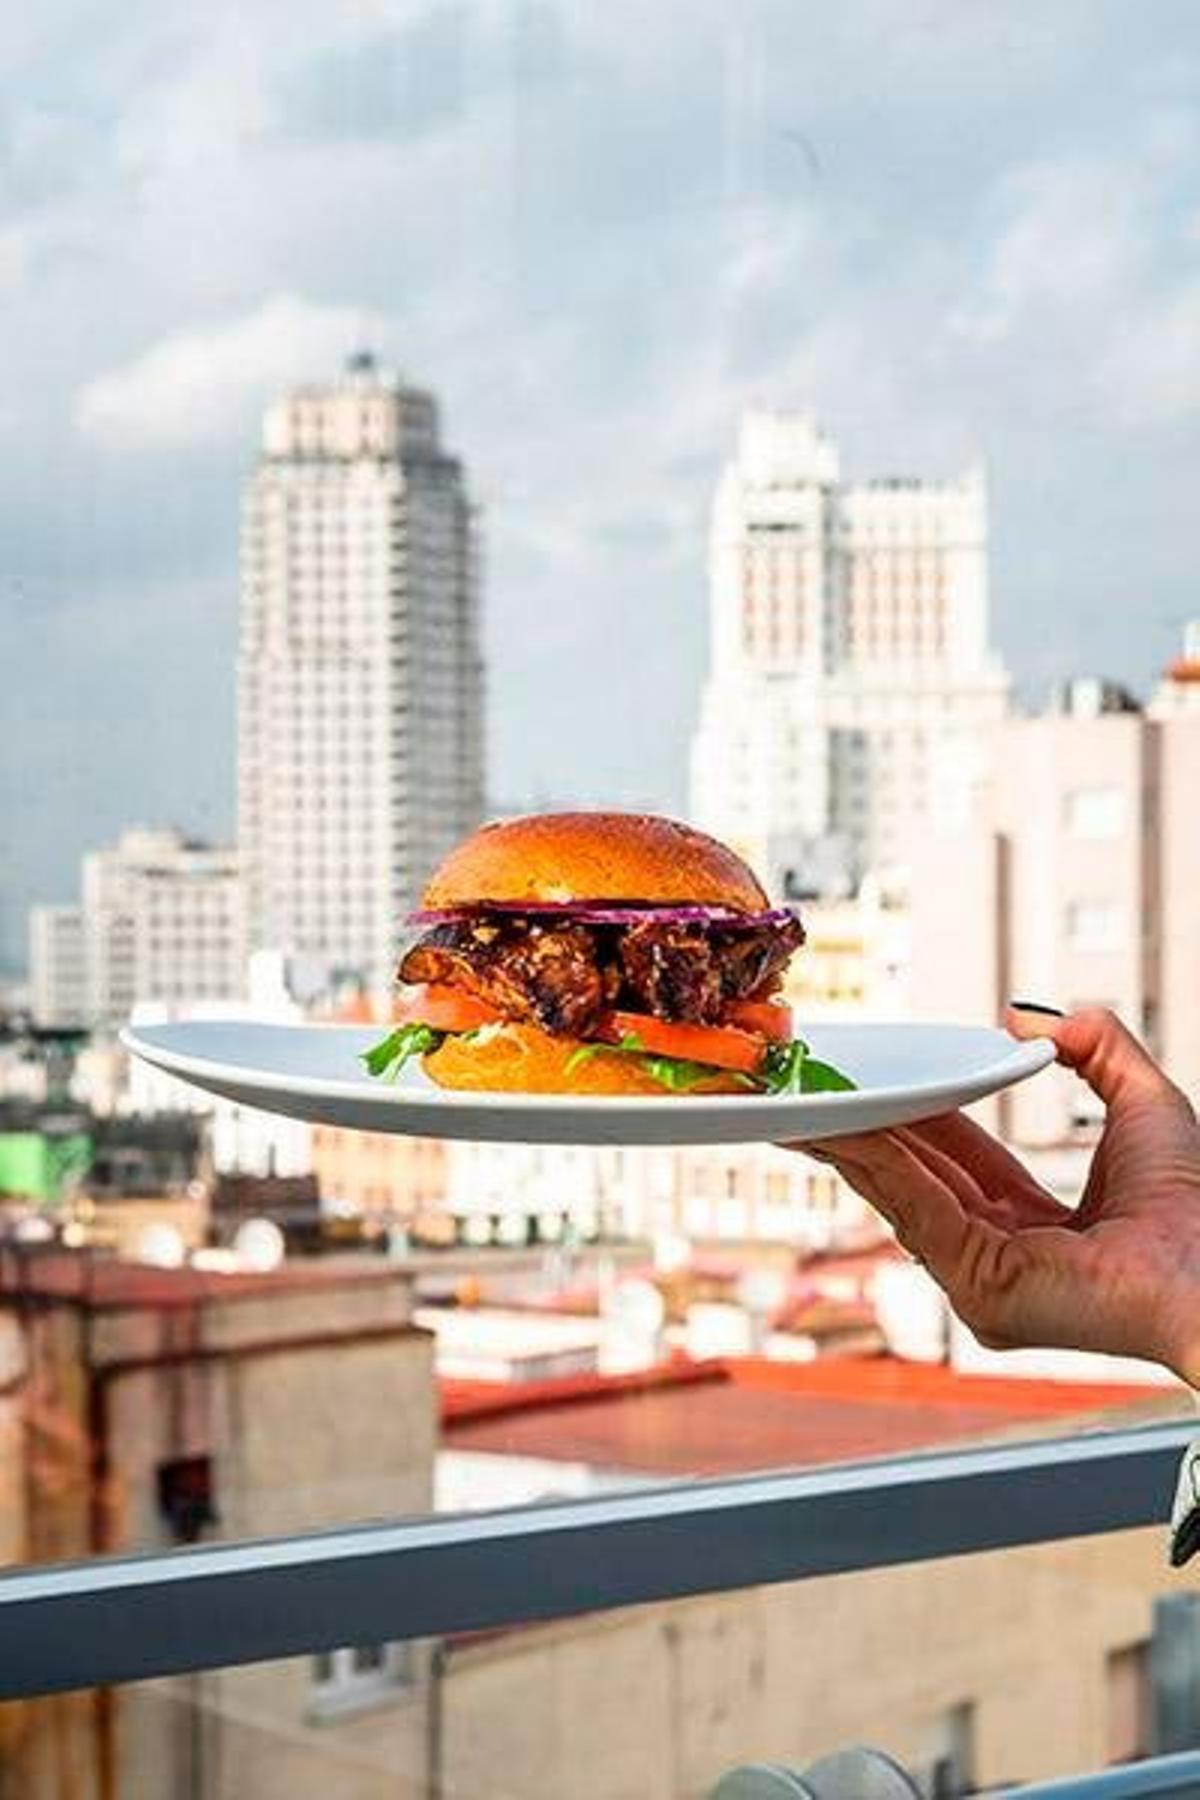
[422,812,768,914]
[423,1023,750,1098]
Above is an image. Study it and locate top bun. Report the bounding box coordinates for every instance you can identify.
[422,812,769,913]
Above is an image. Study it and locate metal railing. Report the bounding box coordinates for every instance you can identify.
[0,1417,1191,1700]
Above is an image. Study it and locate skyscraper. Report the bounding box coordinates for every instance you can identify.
[238,355,483,996]
[689,411,1009,894]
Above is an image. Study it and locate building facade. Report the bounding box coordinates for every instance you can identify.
[439,1138,873,1257]
[238,354,484,999]
[439,1526,1188,1797]
[0,1257,435,1800]
[36,829,246,1031]
[690,411,1009,894]
[27,903,87,1028]
[909,654,1200,1143]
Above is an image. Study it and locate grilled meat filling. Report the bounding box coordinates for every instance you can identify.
[400,921,616,1037]
[398,913,803,1038]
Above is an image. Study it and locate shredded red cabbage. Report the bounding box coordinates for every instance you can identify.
[406,901,801,930]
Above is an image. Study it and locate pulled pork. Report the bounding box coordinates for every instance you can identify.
[399,912,803,1038]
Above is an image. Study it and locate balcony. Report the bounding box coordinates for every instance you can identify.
[2,1416,1196,1797]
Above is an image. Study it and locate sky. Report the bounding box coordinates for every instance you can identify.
[2,0,1200,964]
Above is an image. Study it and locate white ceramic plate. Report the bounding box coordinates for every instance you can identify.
[120,1021,1055,1147]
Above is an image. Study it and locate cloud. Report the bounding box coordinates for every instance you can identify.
[1095,280,1200,426]
[75,294,389,450]
[4,0,1200,966]
[949,155,1153,350]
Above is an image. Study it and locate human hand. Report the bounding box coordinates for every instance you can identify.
[788,1007,1200,1386]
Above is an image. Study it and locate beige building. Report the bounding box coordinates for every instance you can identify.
[0,1255,435,1800]
[436,1359,1192,1798]
[238,354,483,1000]
[29,831,244,1033]
[438,1137,873,1259]
[0,1265,1191,1798]
[780,881,910,1021]
[910,662,1200,1142]
[72,829,245,1030]
[439,1527,1188,1798]
[312,1123,447,1226]
[690,410,1009,893]
[27,904,87,1029]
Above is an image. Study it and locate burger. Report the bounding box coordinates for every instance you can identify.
[362,812,853,1097]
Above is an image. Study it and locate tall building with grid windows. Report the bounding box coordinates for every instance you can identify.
[238,355,483,996]
[689,411,1009,895]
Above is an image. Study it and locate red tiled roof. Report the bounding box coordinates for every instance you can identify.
[441,1357,718,1424]
[441,1354,1160,1477]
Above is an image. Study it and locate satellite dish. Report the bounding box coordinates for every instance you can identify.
[234,1218,286,1272]
[14,1216,53,1244]
[603,1278,666,1339]
[652,1232,691,1275]
[135,1223,186,1269]
[736,1268,789,1317]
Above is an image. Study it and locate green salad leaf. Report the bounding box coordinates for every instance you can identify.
[643,1053,756,1093]
[566,1031,757,1094]
[564,1032,643,1075]
[797,1056,858,1093]
[761,1037,856,1095]
[362,1018,856,1097]
[361,1022,445,1081]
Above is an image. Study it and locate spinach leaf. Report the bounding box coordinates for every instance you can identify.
[762,1038,856,1095]
[361,1023,445,1081]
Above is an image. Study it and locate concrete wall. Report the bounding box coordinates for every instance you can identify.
[909,709,1195,1145]
[1000,715,1151,1146]
[440,1525,1192,1800]
[1159,716,1200,1105]
[908,821,1006,1134]
[0,1270,437,1800]
[113,1316,436,1800]
[121,1657,432,1800]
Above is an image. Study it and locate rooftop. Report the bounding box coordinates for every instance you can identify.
[442,1354,1170,1478]
[0,1250,413,1311]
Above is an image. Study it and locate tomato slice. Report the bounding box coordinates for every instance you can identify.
[393,984,501,1035]
[723,999,793,1043]
[601,1010,766,1075]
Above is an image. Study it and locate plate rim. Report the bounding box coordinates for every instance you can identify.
[119,1020,1057,1115]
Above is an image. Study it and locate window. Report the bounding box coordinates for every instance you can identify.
[1106,1641,1151,1764]
[310,1642,414,1718]
[1066,786,1125,838]
[156,1456,218,1545]
[1066,900,1125,952]
[913,1701,976,1800]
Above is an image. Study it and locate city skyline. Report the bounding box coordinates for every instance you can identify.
[4,4,1200,964]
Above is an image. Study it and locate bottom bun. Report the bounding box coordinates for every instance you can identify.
[423,1023,749,1097]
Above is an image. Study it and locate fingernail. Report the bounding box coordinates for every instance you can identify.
[1009,1000,1066,1017]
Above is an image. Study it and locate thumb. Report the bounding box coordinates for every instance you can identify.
[1006,1004,1172,1113]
